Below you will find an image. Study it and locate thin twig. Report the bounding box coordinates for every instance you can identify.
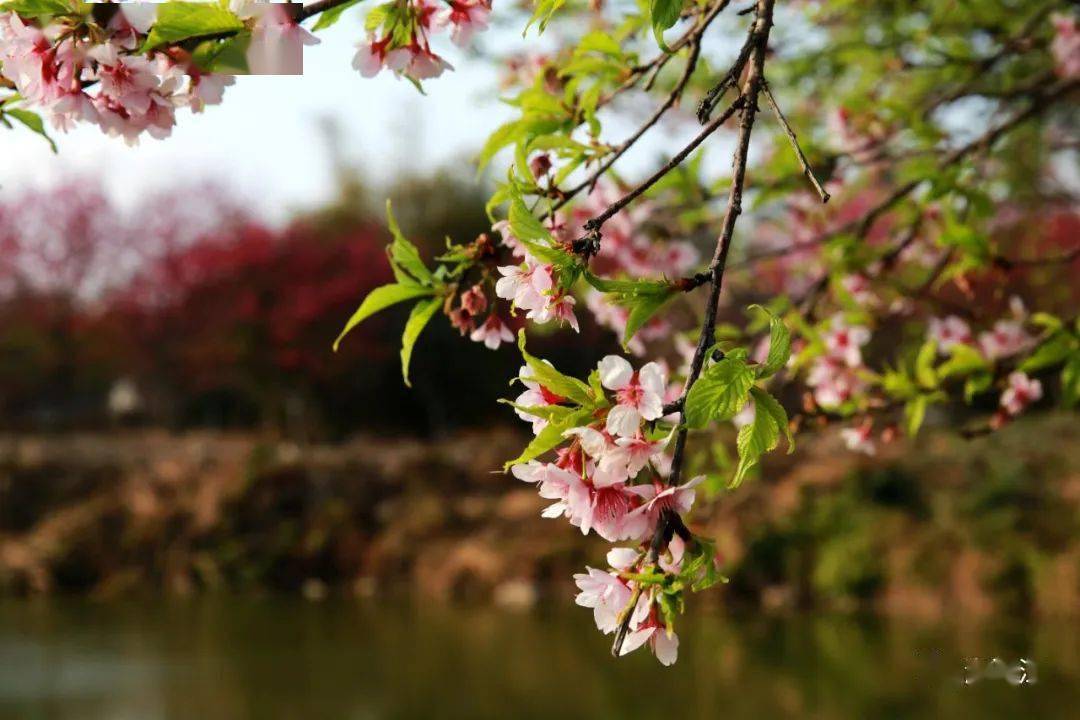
[583,97,744,233]
[761,78,830,203]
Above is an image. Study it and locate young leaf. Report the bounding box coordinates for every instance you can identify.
[1062,352,1080,408]
[938,343,988,379]
[311,0,361,30]
[905,394,928,437]
[915,340,938,389]
[732,392,781,487]
[517,332,594,406]
[333,283,436,351]
[508,196,554,243]
[1019,333,1074,373]
[750,305,792,378]
[0,0,72,20]
[141,2,245,52]
[4,108,57,152]
[385,200,433,285]
[503,407,593,469]
[684,355,755,428]
[400,297,441,387]
[649,0,683,50]
[750,387,794,454]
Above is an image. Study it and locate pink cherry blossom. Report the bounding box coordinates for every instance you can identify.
[840,422,876,455]
[598,355,667,438]
[619,593,679,666]
[470,314,514,349]
[244,2,319,75]
[437,0,492,47]
[823,313,871,367]
[1051,13,1080,79]
[840,273,878,307]
[626,476,703,536]
[353,37,391,78]
[495,260,552,312]
[1000,372,1042,416]
[978,320,1032,361]
[574,566,632,633]
[806,355,867,409]
[928,315,973,354]
[513,363,565,434]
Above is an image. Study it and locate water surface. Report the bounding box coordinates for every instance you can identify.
[1,598,1077,719]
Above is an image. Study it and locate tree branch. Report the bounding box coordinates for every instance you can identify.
[610,0,776,658]
[761,78,831,203]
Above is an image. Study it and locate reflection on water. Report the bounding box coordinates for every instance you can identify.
[1,598,1077,719]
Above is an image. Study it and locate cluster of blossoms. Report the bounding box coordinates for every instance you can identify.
[352,0,491,81]
[449,281,515,349]
[511,354,710,664]
[0,3,315,143]
[927,298,1042,420]
[806,313,872,412]
[493,224,580,334]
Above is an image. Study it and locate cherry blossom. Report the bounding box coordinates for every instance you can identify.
[840,422,876,455]
[928,315,973,354]
[1000,372,1042,416]
[470,314,514,349]
[626,476,702,535]
[978,320,1032,361]
[513,363,564,434]
[598,356,667,438]
[1051,13,1080,79]
[619,597,679,666]
[437,1,492,47]
[574,566,633,633]
[823,313,871,367]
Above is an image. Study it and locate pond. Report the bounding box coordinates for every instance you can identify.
[1,598,1077,719]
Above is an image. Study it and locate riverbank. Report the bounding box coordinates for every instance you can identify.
[1,414,1077,618]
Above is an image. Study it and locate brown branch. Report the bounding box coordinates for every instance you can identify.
[761,78,831,203]
[295,0,358,23]
[548,38,705,217]
[543,2,733,219]
[582,96,744,234]
[610,0,776,658]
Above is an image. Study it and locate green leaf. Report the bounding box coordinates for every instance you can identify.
[963,372,993,403]
[311,0,361,30]
[524,0,567,35]
[0,0,73,19]
[508,196,554,243]
[905,395,928,437]
[385,200,434,285]
[649,0,683,50]
[1019,333,1074,373]
[190,33,251,74]
[400,297,441,387]
[750,305,792,378]
[1062,353,1080,408]
[585,272,677,349]
[684,355,755,429]
[333,283,436,351]
[938,343,988,379]
[914,340,938,389]
[141,2,245,52]
[4,108,57,153]
[732,390,782,488]
[516,332,595,406]
[503,407,593,469]
[750,387,794,454]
